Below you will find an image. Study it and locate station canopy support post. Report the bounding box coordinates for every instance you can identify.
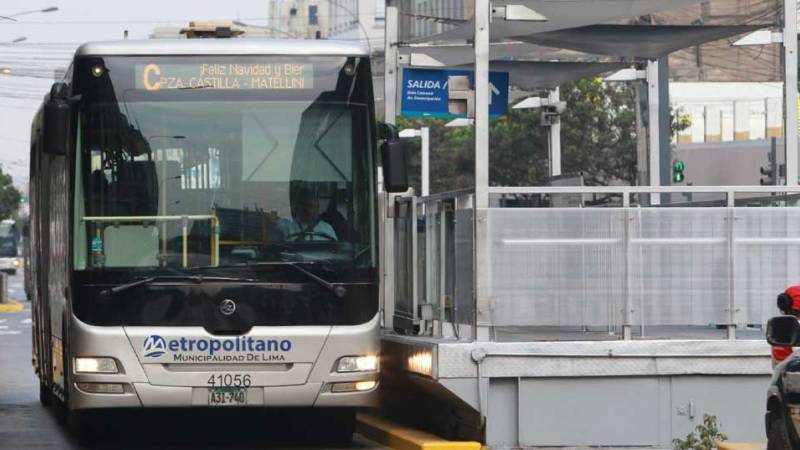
[474,0,491,341]
[548,88,562,177]
[421,127,430,196]
[384,3,399,125]
[646,58,670,205]
[785,0,798,186]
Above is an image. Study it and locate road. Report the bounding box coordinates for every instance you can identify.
[0,271,383,450]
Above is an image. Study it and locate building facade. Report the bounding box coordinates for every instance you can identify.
[267,0,384,45]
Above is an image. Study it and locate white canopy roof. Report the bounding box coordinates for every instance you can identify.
[406,0,705,43]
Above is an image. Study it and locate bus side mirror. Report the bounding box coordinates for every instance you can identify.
[381,139,409,193]
[767,316,800,346]
[377,122,399,141]
[43,82,70,156]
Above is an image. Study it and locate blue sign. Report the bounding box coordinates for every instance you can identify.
[401,68,509,119]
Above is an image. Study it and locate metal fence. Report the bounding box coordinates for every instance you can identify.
[393,190,474,337]
[391,186,800,340]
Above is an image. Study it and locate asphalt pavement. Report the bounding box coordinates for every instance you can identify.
[0,271,384,450]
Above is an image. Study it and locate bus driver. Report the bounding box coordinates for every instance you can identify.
[276,188,338,242]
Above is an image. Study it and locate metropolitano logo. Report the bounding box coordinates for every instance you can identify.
[143,335,167,358]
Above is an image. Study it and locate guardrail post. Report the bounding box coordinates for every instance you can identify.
[439,203,447,334]
[623,194,632,340]
[727,191,736,340]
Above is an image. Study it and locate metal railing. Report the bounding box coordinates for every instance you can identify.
[391,186,800,341]
[393,190,475,338]
[82,213,219,268]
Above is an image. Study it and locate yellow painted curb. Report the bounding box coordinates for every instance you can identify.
[0,302,23,312]
[356,412,481,450]
[717,443,766,450]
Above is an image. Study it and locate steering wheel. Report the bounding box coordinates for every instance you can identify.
[285,231,337,242]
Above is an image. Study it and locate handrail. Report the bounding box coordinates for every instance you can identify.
[82,214,219,268]
[395,188,475,205]
[82,215,214,221]
[488,185,800,194]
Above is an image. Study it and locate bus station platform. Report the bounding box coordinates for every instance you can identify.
[380,333,773,448]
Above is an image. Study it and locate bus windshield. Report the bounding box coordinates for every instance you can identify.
[72,55,376,273]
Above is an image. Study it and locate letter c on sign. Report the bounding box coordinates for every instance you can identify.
[143,64,161,91]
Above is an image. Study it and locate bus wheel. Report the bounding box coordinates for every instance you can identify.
[39,381,52,407]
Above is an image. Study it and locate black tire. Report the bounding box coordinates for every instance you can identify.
[39,381,52,407]
[768,410,793,450]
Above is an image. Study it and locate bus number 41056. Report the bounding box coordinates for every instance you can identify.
[207,374,252,388]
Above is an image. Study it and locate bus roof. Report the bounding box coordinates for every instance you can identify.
[75,39,369,58]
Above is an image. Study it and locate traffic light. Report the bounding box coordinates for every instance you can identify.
[760,165,775,185]
[760,148,777,185]
[672,160,685,183]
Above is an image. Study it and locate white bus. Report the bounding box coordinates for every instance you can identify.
[29,37,408,443]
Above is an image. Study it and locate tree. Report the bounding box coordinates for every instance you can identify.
[561,78,638,186]
[396,77,641,193]
[0,168,21,220]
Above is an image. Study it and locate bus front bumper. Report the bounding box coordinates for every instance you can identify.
[67,314,380,410]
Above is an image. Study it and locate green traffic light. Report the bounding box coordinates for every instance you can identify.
[672,160,686,183]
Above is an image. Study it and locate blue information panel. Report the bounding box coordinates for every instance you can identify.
[400,68,509,119]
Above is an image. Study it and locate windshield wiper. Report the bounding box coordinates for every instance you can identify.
[99,274,255,298]
[285,262,347,299]
[190,261,347,299]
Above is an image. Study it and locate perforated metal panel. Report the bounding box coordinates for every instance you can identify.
[396,201,800,339]
[454,209,474,325]
[393,199,415,330]
[629,208,730,327]
[486,207,797,338]
[734,208,800,326]
[488,208,626,328]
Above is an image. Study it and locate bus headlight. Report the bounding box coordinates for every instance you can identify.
[12,259,19,267]
[336,355,378,373]
[74,357,118,374]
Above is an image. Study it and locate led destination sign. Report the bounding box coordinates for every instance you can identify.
[135,62,314,91]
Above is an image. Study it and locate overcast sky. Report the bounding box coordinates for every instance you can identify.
[0,0,275,189]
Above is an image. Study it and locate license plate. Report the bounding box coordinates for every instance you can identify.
[208,387,247,406]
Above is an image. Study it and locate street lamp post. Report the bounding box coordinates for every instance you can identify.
[0,6,58,21]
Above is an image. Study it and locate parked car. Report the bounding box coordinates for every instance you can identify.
[765,316,800,449]
[0,256,20,275]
